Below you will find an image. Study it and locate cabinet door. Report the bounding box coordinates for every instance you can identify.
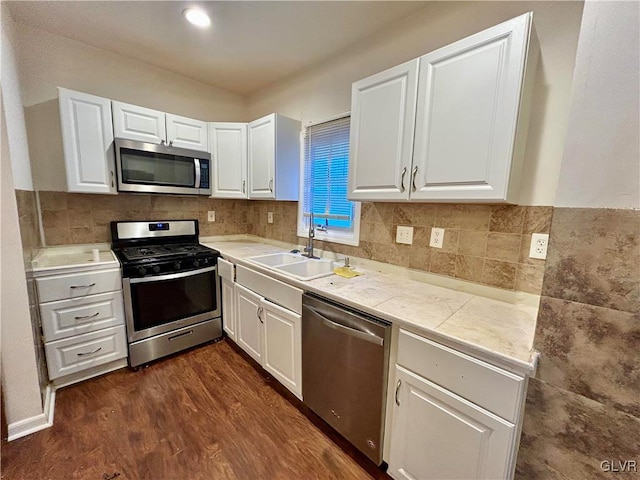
[221,278,237,341]
[388,366,515,480]
[112,101,166,144]
[411,13,533,202]
[235,284,263,363]
[248,114,276,199]
[166,113,208,151]
[348,60,419,201]
[262,298,302,399]
[209,123,248,198]
[58,88,116,194]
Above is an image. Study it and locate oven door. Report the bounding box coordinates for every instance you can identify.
[122,266,221,343]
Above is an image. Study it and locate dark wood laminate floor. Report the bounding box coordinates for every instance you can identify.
[1,339,392,480]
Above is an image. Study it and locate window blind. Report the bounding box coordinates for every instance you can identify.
[303,116,354,230]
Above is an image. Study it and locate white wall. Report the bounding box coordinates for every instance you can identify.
[248,1,584,206]
[0,95,44,429]
[12,21,249,192]
[1,11,34,191]
[554,0,640,209]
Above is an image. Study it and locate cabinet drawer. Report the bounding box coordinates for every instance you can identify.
[36,268,122,303]
[40,291,125,342]
[236,265,302,315]
[397,329,524,422]
[218,257,235,282]
[45,325,128,380]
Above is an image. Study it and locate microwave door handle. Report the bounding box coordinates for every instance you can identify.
[194,158,201,188]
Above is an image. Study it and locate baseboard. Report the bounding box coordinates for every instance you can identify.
[7,385,55,441]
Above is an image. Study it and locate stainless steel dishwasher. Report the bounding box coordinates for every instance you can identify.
[302,293,391,465]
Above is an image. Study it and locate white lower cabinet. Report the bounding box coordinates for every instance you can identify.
[35,262,128,386]
[387,329,526,480]
[230,265,303,399]
[388,366,514,480]
[236,283,264,364]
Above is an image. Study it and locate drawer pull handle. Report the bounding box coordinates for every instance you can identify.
[395,379,402,406]
[168,330,193,341]
[77,347,102,357]
[74,312,100,321]
[70,283,96,289]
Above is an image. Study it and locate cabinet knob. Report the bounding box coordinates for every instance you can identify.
[160,139,166,145]
[169,140,173,147]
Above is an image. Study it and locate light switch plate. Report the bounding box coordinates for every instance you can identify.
[396,226,414,245]
[267,212,274,224]
[430,228,445,248]
[207,211,215,222]
[529,233,549,259]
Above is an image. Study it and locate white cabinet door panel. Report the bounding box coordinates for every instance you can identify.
[412,13,532,201]
[262,298,302,399]
[209,123,248,198]
[112,101,166,144]
[235,284,263,363]
[348,60,419,201]
[248,114,276,199]
[221,278,237,341]
[58,88,116,194]
[388,366,514,480]
[166,113,208,151]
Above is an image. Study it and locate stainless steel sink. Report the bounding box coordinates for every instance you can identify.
[247,253,337,281]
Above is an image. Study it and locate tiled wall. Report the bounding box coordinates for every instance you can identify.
[15,189,41,266]
[38,191,249,244]
[516,208,640,479]
[39,192,551,294]
[250,200,551,294]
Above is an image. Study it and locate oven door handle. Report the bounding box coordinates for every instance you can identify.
[129,265,217,284]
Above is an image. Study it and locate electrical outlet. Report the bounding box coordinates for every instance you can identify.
[529,233,549,259]
[396,226,414,245]
[429,228,445,248]
[267,212,274,224]
[207,211,215,222]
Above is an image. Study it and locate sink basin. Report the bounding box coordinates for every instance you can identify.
[249,252,304,267]
[247,252,337,281]
[275,259,337,281]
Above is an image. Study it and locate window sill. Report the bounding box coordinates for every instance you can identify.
[296,229,360,247]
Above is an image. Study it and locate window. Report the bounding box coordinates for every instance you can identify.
[297,115,360,246]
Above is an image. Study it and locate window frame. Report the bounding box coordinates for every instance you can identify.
[296,113,361,247]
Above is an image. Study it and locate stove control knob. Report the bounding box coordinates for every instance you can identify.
[152,266,161,274]
[193,259,200,268]
[174,262,181,270]
[137,267,147,276]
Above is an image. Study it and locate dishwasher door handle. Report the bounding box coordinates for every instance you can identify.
[306,305,384,346]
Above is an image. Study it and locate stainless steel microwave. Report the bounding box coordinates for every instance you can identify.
[114,138,211,195]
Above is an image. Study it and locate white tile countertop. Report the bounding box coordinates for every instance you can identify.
[202,235,540,376]
[29,244,119,277]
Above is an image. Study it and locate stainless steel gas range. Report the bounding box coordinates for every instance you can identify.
[111,219,222,367]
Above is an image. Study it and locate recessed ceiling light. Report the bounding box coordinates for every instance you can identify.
[183,8,211,28]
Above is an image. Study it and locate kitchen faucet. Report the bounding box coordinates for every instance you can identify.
[303,212,319,259]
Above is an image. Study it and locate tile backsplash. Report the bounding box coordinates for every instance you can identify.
[37,191,551,294]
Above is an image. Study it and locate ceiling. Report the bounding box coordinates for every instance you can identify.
[6,1,428,96]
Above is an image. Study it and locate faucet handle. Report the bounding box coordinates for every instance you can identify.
[342,256,350,267]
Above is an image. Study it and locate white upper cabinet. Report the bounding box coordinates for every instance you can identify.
[112,101,166,144]
[58,87,117,194]
[348,60,419,201]
[248,113,300,200]
[209,122,248,198]
[348,12,537,204]
[166,113,208,151]
[112,101,208,151]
